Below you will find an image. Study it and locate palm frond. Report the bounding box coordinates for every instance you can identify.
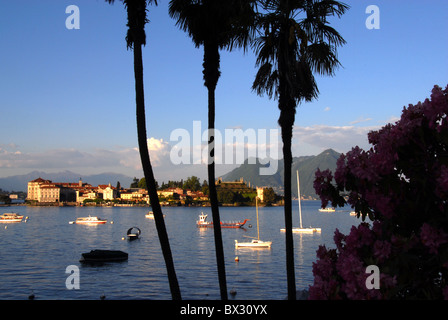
[169,0,257,51]
[105,0,158,49]
[252,62,279,99]
[252,0,348,103]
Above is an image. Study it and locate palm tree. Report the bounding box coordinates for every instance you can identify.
[105,0,181,300]
[252,0,348,300]
[169,0,255,300]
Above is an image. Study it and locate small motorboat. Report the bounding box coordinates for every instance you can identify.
[74,216,107,225]
[0,213,24,223]
[127,227,141,241]
[145,211,165,219]
[145,211,154,219]
[319,207,335,212]
[196,212,249,228]
[80,250,128,263]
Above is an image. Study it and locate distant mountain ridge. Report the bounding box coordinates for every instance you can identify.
[0,170,134,192]
[221,149,340,198]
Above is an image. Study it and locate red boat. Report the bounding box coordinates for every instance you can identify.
[196,213,249,228]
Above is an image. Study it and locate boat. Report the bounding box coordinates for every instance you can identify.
[235,197,272,248]
[234,239,272,248]
[281,171,321,233]
[80,250,128,263]
[0,213,24,223]
[127,227,141,241]
[145,211,165,219]
[74,216,107,225]
[319,207,335,212]
[197,212,249,228]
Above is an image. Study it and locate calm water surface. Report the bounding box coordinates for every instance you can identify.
[0,201,361,300]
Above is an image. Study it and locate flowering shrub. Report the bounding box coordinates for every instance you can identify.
[309,85,448,299]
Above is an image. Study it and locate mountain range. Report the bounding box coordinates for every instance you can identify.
[0,149,340,198]
[222,149,340,198]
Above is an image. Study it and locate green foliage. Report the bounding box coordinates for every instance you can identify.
[263,187,276,205]
[183,176,201,191]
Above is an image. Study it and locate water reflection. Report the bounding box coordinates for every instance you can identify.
[0,202,360,299]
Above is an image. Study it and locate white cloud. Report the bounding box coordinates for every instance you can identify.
[292,124,380,155]
[349,117,374,125]
[0,138,171,175]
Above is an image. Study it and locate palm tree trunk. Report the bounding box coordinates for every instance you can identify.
[282,124,296,300]
[204,42,228,300]
[278,80,297,300]
[133,43,182,300]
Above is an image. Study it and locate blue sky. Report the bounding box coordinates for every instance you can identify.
[0,0,447,183]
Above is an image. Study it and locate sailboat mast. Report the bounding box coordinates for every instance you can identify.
[297,170,303,229]
[256,196,260,240]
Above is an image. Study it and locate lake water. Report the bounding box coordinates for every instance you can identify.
[0,201,361,300]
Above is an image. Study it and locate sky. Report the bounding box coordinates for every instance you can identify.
[0,0,447,184]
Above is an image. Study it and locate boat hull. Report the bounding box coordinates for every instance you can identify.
[0,213,24,223]
[281,227,321,233]
[75,221,107,225]
[319,208,335,212]
[235,240,272,248]
[0,218,23,223]
[197,219,249,229]
[75,216,107,225]
[80,250,128,263]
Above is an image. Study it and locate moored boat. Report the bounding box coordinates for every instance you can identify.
[0,213,24,223]
[280,170,321,233]
[196,212,249,228]
[235,197,272,248]
[80,250,128,263]
[126,227,141,241]
[75,216,107,225]
[319,207,335,212]
[235,239,272,248]
[145,211,165,219]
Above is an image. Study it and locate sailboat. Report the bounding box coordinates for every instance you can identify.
[281,170,321,233]
[235,197,272,248]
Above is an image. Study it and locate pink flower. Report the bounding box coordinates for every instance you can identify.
[344,223,375,249]
[373,240,392,263]
[420,223,448,254]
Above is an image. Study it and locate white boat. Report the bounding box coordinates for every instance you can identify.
[145,211,165,219]
[0,213,24,223]
[145,211,154,219]
[234,239,272,248]
[74,216,107,225]
[319,207,335,212]
[235,197,272,248]
[281,170,321,233]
